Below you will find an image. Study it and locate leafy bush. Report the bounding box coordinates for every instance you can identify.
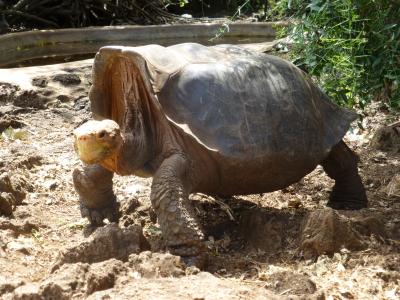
[283,0,399,109]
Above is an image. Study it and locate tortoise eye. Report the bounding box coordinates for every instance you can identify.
[98,130,106,138]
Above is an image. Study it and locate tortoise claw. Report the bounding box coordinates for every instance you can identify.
[80,201,120,226]
[168,243,208,269]
[181,253,208,269]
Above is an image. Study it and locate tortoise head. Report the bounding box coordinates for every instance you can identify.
[73,120,123,165]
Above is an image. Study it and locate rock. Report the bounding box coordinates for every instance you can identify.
[264,272,317,295]
[12,283,41,300]
[0,172,32,215]
[0,275,24,295]
[43,179,58,191]
[0,115,25,132]
[0,193,14,216]
[350,214,386,238]
[31,77,48,88]
[128,251,186,278]
[300,208,366,258]
[56,95,71,103]
[1,146,43,169]
[6,240,32,254]
[370,124,400,153]
[86,259,126,295]
[52,74,81,86]
[239,208,303,253]
[0,105,16,117]
[40,263,89,300]
[73,97,90,111]
[87,272,282,300]
[386,175,400,198]
[0,219,40,236]
[120,197,141,215]
[53,223,149,270]
[13,89,48,109]
[0,82,19,104]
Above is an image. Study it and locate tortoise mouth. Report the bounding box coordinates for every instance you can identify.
[74,138,118,164]
[73,119,123,165]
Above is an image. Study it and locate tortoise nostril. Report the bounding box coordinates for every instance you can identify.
[98,131,106,139]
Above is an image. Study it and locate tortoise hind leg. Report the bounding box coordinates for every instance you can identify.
[321,141,367,209]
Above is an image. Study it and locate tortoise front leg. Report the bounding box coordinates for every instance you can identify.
[151,154,206,267]
[73,164,119,225]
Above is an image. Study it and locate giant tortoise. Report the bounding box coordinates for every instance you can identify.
[73,43,367,266]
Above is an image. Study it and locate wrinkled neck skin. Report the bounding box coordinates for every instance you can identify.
[108,104,155,177]
[109,100,186,179]
[99,57,183,178]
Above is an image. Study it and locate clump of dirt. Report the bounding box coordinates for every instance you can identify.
[52,73,82,86]
[0,60,399,300]
[0,82,50,109]
[11,253,189,299]
[53,223,149,271]
[0,171,33,216]
[300,208,366,258]
[262,271,317,295]
[128,251,187,278]
[370,123,400,153]
[0,115,25,132]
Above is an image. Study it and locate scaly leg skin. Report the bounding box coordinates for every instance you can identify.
[151,154,207,268]
[321,141,368,210]
[73,164,119,226]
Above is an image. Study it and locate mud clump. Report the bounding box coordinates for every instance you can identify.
[370,124,400,153]
[0,82,19,103]
[86,259,125,295]
[385,175,400,199]
[0,193,14,216]
[11,283,42,300]
[73,96,90,111]
[2,144,43,170]
[0,115,25,132]
[0,82,50,109]
[300,208,366,258]
[0,276,24,295]
[52,73,81,86]
[53,223,149,270]
[41,263,90,300]
[239,207,303,252]
[0,172,32,216]
[31,76,48,88]
[264,272,317,295]
[128,251,186,278]
[0,219,40,236]
[8,253,187,299]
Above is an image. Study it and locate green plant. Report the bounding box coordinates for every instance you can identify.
[265,0,308,20]
[286,0,399,109]
[2,126,28,140]
[31,229,43,243]
[210,0,251,41]
[179,0,189,7]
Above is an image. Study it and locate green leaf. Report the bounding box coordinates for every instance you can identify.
[179,0,188,8]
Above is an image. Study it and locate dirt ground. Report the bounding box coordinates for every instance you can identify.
[0,58,399,300]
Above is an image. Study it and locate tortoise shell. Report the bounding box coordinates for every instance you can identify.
[89,43,356,162]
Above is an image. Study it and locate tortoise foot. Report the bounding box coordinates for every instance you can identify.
[181,253,208,269]
[168,243,208,269]
[80,201,120,226]
[327,199,367,210]
[327,184,367,210]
